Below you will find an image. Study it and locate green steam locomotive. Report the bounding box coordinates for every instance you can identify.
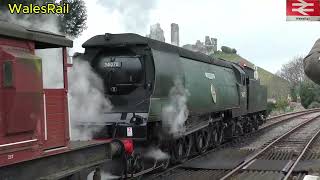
[79,33,267,171]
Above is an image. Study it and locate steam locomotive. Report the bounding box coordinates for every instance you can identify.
[79,33,267,175]
[304,38,320,85]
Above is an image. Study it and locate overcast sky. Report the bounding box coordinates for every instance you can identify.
[73,0,320,73]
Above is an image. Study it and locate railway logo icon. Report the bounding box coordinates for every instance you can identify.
[292,0,314,15]
[287,0,320,21]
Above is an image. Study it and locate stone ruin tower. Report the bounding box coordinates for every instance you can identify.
[147,23,165,42]
[171,23,179,46]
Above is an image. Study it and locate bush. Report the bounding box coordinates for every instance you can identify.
[267,102,276,115]
[308,102,320,109]
[275,98,289,112]
[290,86,298,102]
[221,46,233,54]
[231,48,237,54]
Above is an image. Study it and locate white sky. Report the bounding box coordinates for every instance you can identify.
[73,0,320,73]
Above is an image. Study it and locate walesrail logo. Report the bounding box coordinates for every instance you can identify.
[6,3,69,14]
[287,0,320,21]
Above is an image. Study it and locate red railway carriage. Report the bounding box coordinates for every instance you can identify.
[0,21,111,180]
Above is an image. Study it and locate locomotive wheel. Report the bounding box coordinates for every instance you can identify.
[258,115,264,125]
[235,122,244,136]
[203,129,211,150]
[159,156,170,171]
[211,127,219,147]
[184,135,193,157]
[217,126,224,145]
[127,154,144,175]
[244,118,253,133]
[253,116,259,130]
[195,130,210,154]
[157,146,170,171]
[173,138,187,163]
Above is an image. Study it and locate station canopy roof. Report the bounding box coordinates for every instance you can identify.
[0,20,73,49]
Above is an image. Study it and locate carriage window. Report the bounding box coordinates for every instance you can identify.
[3,61,13,87]
[35,48,64,89]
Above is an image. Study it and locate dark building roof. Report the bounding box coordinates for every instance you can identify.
[83,33,234,68]
[0,20,73,48]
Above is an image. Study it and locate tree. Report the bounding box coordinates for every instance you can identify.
[0,0,87,38]
[232,48,237,54]
[58,0,87,37]
[277,56,307,102]
[277,56,306,86]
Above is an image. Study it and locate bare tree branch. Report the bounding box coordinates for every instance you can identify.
[277,56,306,86]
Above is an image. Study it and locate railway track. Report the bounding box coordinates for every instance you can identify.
[141,109,320,180]
[219,112,320,180]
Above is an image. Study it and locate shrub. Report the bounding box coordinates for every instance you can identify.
[221,46,233,54]
[267,102,276,115]
[290,87,298,102]
[275,98,289,112]
[308,102,320,109]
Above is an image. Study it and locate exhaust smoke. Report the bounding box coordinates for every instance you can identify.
[68,59,112,141]
[98,0,157,33]
[144,147,170,160]
[162,78,190,136]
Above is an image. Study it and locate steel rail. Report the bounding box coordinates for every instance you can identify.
[146,110,320,180]
[267,108,320,121]
[220,114,320,180]
[283,126,320,180]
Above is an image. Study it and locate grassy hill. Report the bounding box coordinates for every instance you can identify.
[211,51,290,99]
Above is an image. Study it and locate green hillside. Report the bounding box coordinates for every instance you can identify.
[211,51,290,99]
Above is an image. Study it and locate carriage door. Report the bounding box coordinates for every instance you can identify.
[35,48,68,150]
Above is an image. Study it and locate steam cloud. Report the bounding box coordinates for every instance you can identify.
[68,59,112,141]
[35,48,64,89]
[162,79,190,135]
[2,7,112,141]
[2,13,60,34]
[144,147,170,160]
[98,0,157,32]
[87,171,119,180]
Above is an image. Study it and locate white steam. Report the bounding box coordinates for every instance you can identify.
[144,147,170,160]
[87,171,119,180]
[2,9,110,141]
[162,79,190,135]
[68,59,112,141]
[3,13,60,34]
[35,48,64,89]
[98,0,157,32]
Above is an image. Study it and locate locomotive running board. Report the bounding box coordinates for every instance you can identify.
[183,117,220,136]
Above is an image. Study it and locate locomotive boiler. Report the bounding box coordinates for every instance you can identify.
[79,33,267,174]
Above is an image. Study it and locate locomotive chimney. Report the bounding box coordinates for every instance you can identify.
[171,23,179,46]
